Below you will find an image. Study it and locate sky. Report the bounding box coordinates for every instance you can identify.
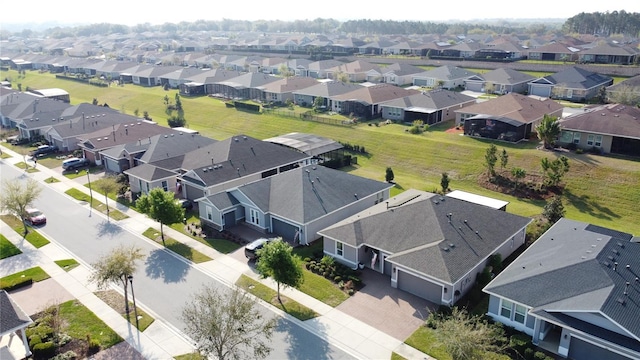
[2,1,638,30]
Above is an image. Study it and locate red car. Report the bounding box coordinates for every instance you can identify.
[25,208,46,225]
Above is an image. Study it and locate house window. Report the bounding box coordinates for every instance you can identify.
[595,135,602,147]
[161,180,168,191]
[573,133,581,144]
[500,299,513,318]
[514,304,527,324]
[250,209,259,226]
[587,134,594,146]
[206,206,213,221]
[336,242,343,257]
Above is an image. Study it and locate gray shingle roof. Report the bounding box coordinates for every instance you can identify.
[544,66,613,89]
[124,163,177,181]
[320,189,531,283]
[235,164,392,224]
[560,104,640,140]
[380,89,475,111]
[484,218,640,339]
[0,290,32,336]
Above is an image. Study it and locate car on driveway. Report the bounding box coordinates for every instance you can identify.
[30,145,58,157]
[244,238,273,261]
[176,199,193,210]
[62,157,90,171]
[24,208,46,225]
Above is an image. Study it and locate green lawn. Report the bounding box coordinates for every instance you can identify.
[44,176,60,183]
[55,258,80,272]
[405,326,453,360]
[94,290,155,332]
[13,161,40,172]
[298,267,349,307]
[169,216,242,254]
[58,299,123,348]
[5,69,640,235]
[64,188,129,220]
[0,266,50,290]
[142,227,212,263]
[236,274,319,321]
[0,233,22,259]
[0,214,50,248]
[390,352,408,360]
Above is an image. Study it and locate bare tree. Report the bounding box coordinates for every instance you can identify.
[88,245,144,319]
[181,285,276,360]
[0,178,42,236]
[93,176,120,222]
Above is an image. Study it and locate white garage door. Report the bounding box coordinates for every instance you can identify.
[397,270,442,304]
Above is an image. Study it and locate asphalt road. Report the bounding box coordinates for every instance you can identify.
[1,163,355,360]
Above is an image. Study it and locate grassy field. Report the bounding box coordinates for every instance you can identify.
[4,69,639,235]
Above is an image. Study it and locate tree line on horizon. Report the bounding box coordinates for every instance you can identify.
[3,10,638,39]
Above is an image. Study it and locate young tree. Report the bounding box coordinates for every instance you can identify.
[88,244,144,318]
[313,96,325,110]
[181,285,276,360]
[543,195,565,224]
[429,307,508,360]
[255,238,303,302]
[136,188,185,246]
[385,167,395,183]
[536,115,561,149]
[94,176,120,223]
[0,178,43,236]
[540,156,570,188]
[499,148,509,170]
[511,167,526,190]
[174,93,183,111]
[440,172,450,193]
[485,144,498,177]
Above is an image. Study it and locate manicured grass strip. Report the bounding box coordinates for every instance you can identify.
[0,233,22,259]
[55,258,80,272]
[44,176,60,183]
[94,290,155,332]
[0,214,50,248]
[169,214,243,254]
[391,352,408,360]
[0,152,11,159]
[0,266,50,290]
[59,299,123,349]
[292,240,323,260]
[405,326,452,360]
[142,227,212,263]
[64,188,129,220]
[175,353,206,360]
[236,274,319,321]
[298,267,349,307]
[13,162,39,172]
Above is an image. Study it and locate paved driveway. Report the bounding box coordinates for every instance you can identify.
[336,269,436,341]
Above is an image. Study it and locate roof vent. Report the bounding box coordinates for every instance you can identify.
[443,247,449,252]
[617,242,625,248]
[208,167,213,170]
[449,243,455,248]
[617,297,626,305]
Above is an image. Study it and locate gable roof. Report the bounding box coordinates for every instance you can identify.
[332,83,420,104]
[380,89,475,112]
[233,165,392,224]
[456,93,563,123]
[124,163,177,182]
[414,65,479,81]
[260,76,319,94]
[560,103,640,140]
[319,189,531,283]
[479,68,536,85]
[215,72,280,90]
[0,290,32,336]
[180,135,309,187]
[292,80,362,97]
[543,66,613,89]
[484,218,640,340]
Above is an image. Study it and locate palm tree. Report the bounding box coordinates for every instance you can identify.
[536,115,561,149]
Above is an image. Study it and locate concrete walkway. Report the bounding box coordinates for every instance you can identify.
[0,144,433,360]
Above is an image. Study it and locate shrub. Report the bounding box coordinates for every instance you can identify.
[334,276,342,283]
[322,271,330,278]
[348,289,354,295]
[305,263,312,270]
[320,255,335,268]
[32,341,56,359]
[303,257,311,263]
[52,351,78,360]
[87,339,101,355]
[534,351,551,360]
[29,335,43,348]
[425,312,439,329]
[510,333,532,354]
[524,348,534,360]
[575,148,584,154]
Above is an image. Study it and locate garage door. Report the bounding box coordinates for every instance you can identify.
[223,210,236,228]
[413,79,428,87]
[397,270,442,304]
[529,84,551,97]
[568,337,633,360]
[465,82,483,92]
[271,218,298,242]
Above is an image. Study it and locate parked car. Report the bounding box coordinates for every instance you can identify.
[176,199,193,210]
[62,157,90,171]
[24,208,46,225]
[30,144,58,157]
[244,238,273,261]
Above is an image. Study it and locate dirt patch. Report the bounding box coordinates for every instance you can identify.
[445,126,463,134]
[477,172,561,201]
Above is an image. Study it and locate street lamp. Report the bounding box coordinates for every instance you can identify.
[86,169,93,213]
[127,275,139,330]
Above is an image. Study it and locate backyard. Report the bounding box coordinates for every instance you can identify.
[2,69,639,235]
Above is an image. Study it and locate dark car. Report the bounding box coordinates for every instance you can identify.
[176,199,193,210]
[24,208,46,226]
[30,145,58,157]
[62,157,90,171]
[244,238,273,261]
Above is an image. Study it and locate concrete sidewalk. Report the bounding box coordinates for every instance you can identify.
[0,145,432,360]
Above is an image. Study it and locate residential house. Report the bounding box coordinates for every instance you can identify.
[129,64,182,87]
[578,43,638,65]
[526,42,580,62]
[178,69,244,97]
[2,95,71,140]
[456,93,564,141]
[319,189,531,305]
[557,103,640,157]
[606,74,640,106]
[178,135,311,201]
[380,63,425,86]
[306,60,344,79]
[159,67,209,89]
[528,66,613,102]
[440,42,483,59]
[331,84,420,119]
[196,164,393,244]
[77,121,174,165]
[325,60,381,83]
[412,65,479,90]
[380,89,476,124]
[292,80,362,110]
[464,68,535,94]
[210,72,280,101]
[0,290,33,359]
[260,77,319,105]
[263,132,344,165]
[484,218,640,360]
